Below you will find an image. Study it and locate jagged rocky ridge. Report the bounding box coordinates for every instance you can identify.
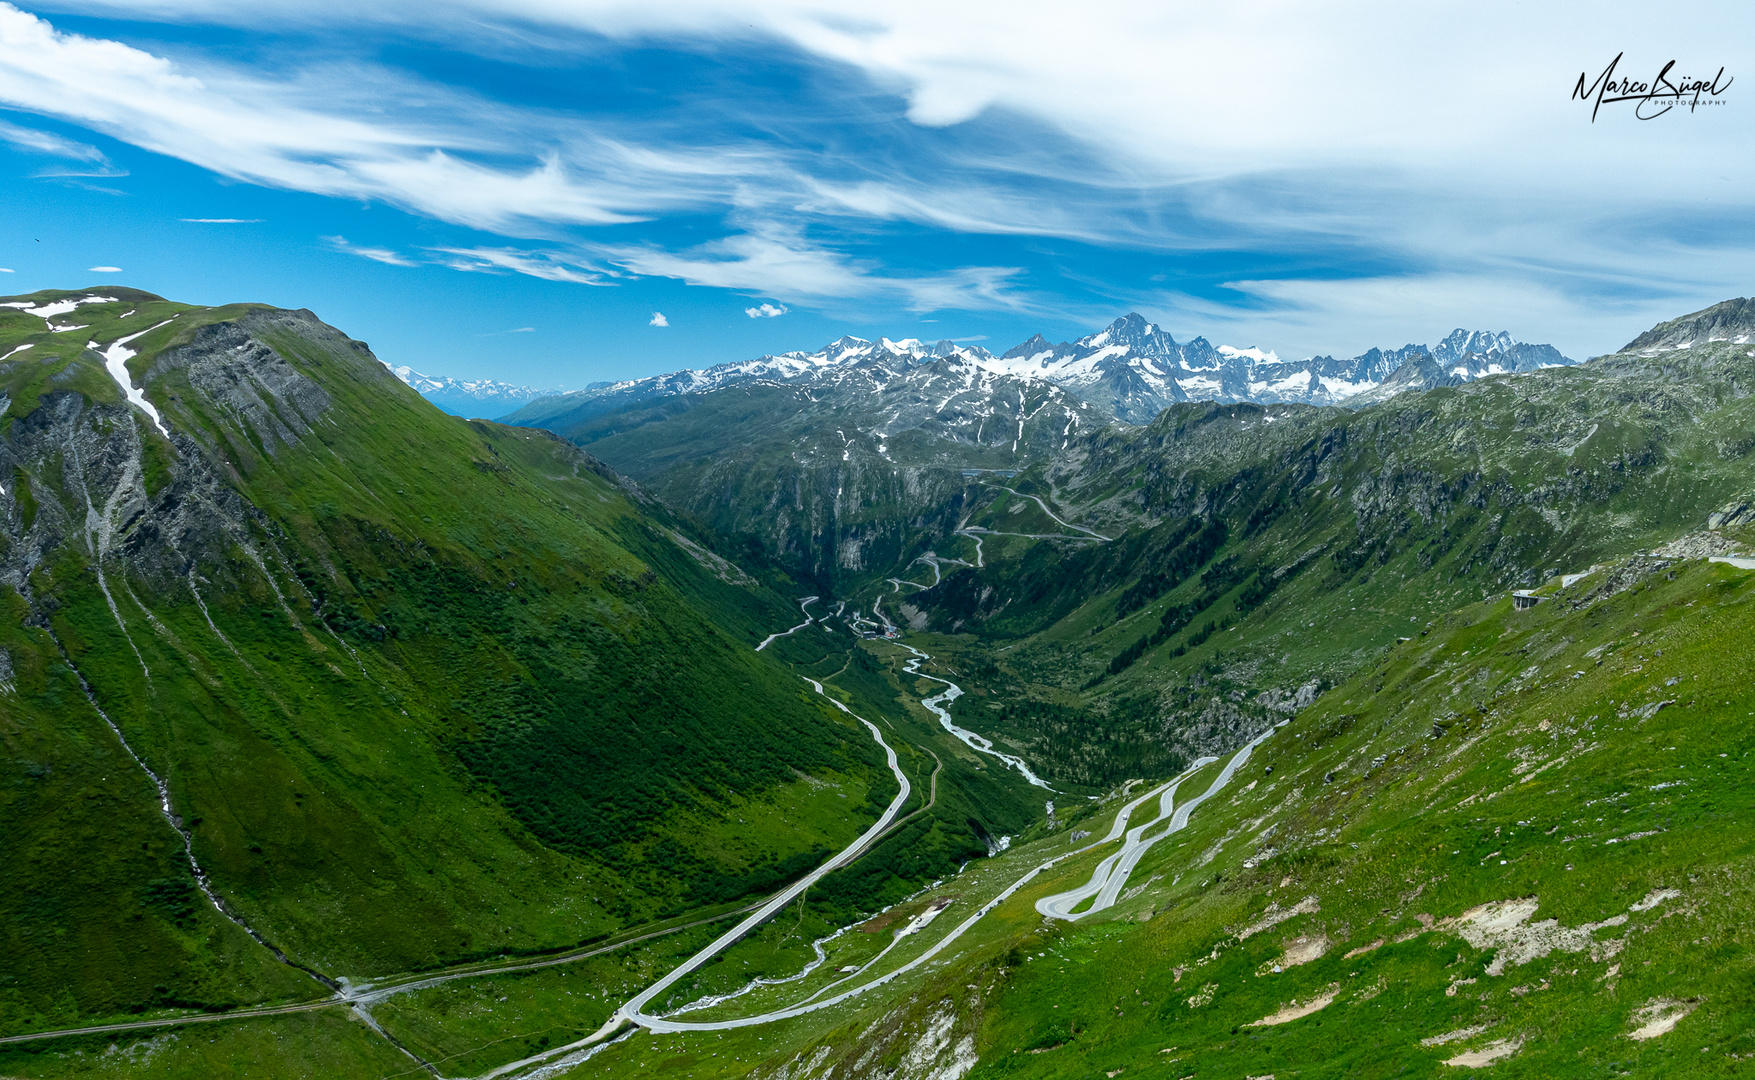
[502,313,1575,429]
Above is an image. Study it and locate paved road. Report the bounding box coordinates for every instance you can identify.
[1037,723,1279,920]
[956,528,985,567]
[991,485,1111,541]
[1033,759,1212,920]
[584,726,1283,1041]
[492,675,915,1077]
[755,596,819,650]
[0,1000,342,1048]
[0,902,771,1052]
[619,680,912,1024]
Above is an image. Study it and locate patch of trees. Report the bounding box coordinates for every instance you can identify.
[1114,517,1228,617]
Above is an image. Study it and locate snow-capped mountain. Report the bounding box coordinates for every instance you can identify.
[968,314,1574,421]
[496,314,1575,430]
[504,336,998,427]
[1428,329,1569,376]
[389,365,563,417]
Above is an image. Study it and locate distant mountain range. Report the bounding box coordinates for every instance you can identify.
[486,314,1575,427]
[970,317,1572,420]
[388,365,569,417]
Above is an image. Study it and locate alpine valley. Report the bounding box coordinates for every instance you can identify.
[5,286,1755,1080]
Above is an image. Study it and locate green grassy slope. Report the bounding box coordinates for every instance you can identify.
[0,289,890,1037]
[952,551,1755,1078]
[548,549,1755,1080]
[6,292,1752,1078]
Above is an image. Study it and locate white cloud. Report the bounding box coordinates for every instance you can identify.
[0,118,106,160]
[323,235,416,266]
[597,222,1026,313]
[431,246,608,284]
[52,1,1748,193]
[648,311,668,326]
[88,265,122,271]
[0,5,741,234]
[744,302,787,318]
[0,267,13,272]
[181,217,262,223]
[0,117,128,178]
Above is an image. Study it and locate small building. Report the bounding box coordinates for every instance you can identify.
[1512,590,1545,610]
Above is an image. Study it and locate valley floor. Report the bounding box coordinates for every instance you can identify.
[8,553,1755,1079]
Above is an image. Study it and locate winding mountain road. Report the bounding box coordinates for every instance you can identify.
[1033,760,1212,920]
[755,596,820,650]
[495,675,915,1076]
[991,485,1111,541]
[9,615,1278,1079]
[1037,722,1280,920]
[617,679,911,1023]
[564,720,1283,1047]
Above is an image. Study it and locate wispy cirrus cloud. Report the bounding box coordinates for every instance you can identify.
[0,116,128,180]
[0,5,749,233]
[3,0,1752,357]
[430,246,610,285]
[324,235,416,266]
[593,222,1027,313]
[0,117,107,160]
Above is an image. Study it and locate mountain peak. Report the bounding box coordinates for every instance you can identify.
[1081,312,1177,354]
[1001,333,1056,360]
[1621,297,1755,353]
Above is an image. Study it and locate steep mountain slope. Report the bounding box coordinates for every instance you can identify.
[1623,295,1755,351]
[0,288,895,1035]
[520,350,1106,588]
[610,547,1755,1080]
[954,551,1755,1078]
[504,315,1575,589]
[3,295,1746,1080]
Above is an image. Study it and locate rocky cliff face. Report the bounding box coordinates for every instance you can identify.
[1622,296,1755,351]
[0,309,351,623]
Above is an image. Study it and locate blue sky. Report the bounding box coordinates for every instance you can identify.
[0,1,1750,388]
